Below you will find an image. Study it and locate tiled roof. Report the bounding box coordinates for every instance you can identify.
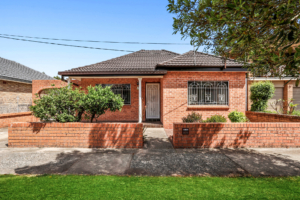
[61,50,179,73]
[0,57,54,83]
[157,51,244,67]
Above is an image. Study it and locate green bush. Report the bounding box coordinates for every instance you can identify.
[228,110,247,122]
[292,110,300,117]
[30,85,85,122]
[182,112,202,123]
[83,85,124,122]
[30,84,124,123]
[205,115,227,123]
[250,81,275,112]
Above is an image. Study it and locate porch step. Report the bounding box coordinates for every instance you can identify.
[143,122,163,128]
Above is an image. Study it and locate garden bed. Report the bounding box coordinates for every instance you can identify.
[8,122,143,148]
[246,111,300,122]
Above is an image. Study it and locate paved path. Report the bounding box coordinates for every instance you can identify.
[1,128,300,176]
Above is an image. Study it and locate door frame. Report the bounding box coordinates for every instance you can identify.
[145,83,160,120]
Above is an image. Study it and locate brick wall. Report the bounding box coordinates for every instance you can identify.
[173,123,300,148]
[162,72,247,129]
[0,80,32,114]
[9,122,143,148]
[32,80,69,103]
[0,112,39,128]
[246,111,300,122]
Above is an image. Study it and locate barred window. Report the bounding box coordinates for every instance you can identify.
[97,84,131,105]
[188,81,229,106]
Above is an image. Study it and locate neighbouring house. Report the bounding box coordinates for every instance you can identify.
[247,77,299,112]
[50,50,247,129]
[0,57,54,114]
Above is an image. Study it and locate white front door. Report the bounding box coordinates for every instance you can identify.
[146,83,160,119]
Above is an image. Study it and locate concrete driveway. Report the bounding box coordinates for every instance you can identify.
[1,128,300,177]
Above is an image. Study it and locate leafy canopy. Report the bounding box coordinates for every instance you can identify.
[168,0,300,82]
[30,85,124,123]
[250,81,275,111]
[83,85,124,122]
[30,86,85,122]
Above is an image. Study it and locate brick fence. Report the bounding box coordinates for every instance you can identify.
[173,123,300,148]
[8,122,143,148]
[246,111,300,122]
[0,112,39,128]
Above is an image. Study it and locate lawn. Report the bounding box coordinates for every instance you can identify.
[0,175,300,200]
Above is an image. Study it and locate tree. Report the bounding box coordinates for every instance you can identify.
[168,0,300,84]
[53,75,61,80]
[30,85,85,122]
[250,81,275,111]
[83,85,124,122]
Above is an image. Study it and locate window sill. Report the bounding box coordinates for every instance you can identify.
[187,105,229,111]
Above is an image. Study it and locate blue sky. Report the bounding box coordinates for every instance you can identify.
[0,0,200,77]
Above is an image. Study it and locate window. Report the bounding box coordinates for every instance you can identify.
[188,81,229,106]
[97,84,131,105]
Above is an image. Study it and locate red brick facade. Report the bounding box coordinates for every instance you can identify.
[32,80,69,102]
[8,122,143,148]
[173,123,300,148]
[246,111,300,122]
[162,72,246,129]
[0,112,39,128]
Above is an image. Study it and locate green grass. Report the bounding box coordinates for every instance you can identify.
[1,175,300,200]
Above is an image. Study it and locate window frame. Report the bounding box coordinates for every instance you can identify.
[187,81,229,106]
[96,84,131,105]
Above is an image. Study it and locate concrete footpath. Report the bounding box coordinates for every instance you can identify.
[1,128,300,177]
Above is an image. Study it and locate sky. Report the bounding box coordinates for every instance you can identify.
[0,0,201,77]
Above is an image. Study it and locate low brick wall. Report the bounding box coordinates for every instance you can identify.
[246,111,300,122]
[0,112,39,128]
[173,123,300,148]
[9,122,143,148]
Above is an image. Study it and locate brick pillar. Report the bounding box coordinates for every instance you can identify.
[283,81,293,114]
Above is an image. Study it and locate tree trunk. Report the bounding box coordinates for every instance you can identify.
[90,113,95,123]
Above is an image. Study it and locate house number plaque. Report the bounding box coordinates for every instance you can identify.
[182,128,189,135]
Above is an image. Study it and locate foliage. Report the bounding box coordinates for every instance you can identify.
[30,85,85,122]
[250,81,275,111]
[270,98,298,114]
[292,110,300,116]
[83,85,124,122]
[53,75,61,80]
[262,110,278,114]
[205,115,227,123]
[182,112,202,123]
[168,0,300,83]
[228,111,248,122]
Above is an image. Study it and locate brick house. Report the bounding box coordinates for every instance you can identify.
[57,50,247,129]
[0,57,54,114]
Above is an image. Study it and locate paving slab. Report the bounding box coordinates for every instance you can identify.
[143,128,174,150]
[0,151,83,174]
[221,149,300,177]
[65,153,133,175]
[129,152,248,176]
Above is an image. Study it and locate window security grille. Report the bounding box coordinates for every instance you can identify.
[98,84,131,105]
[188,81,229,105]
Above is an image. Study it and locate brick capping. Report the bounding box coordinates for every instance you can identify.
[173,122,300,148]
[246,111,300,122]
[8,122,143,148]
[0,112,39,128]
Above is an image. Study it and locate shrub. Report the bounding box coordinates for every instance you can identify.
[83,85,124,122]
[30,85,85,122]
[205,115,227,123]
[250,81,275,112]
[228,110,247,122]
[182,112,202,123]
[292,110,300,117]
[30,84,124,123]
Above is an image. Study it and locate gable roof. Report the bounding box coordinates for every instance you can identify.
[0,57,54,84]
[157,51,244,67]
[59,50,179,75]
